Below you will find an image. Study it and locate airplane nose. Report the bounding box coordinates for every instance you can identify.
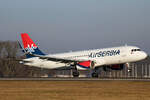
[142,51,148,59]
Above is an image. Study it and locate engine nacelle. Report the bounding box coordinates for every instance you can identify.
[77,60,95,70]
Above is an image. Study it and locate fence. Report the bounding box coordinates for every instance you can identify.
[98,63,150,78]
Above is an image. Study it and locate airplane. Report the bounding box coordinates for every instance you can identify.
[18,33,148,77]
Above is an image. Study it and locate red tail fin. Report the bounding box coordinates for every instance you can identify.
[20,33,45,58]
[21,33,37,49]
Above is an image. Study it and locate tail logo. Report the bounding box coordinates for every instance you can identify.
[25,44,37,53]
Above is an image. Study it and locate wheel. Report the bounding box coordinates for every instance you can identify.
[92,72,98,78]
[73,71,79,77]
[128,69,132,73]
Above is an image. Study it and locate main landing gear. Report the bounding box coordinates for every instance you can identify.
[72,69,99,78]
[91,67,99,78]
[71,63,99,78]
[71,65,79,77]
[91,72,98,78]
[72,70,79,77]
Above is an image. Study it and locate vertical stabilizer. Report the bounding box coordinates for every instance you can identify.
[20,33,45,58]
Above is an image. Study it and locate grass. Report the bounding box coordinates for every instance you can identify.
[0,80,150,100]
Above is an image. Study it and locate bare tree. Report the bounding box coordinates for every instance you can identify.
[3,41,18,58]
[0,41,51,77]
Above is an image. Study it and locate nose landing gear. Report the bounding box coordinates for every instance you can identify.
[128,69,132,73]
[126,63,132,73]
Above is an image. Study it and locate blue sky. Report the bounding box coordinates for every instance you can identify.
[0,0,150,54]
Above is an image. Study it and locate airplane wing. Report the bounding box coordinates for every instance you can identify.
[29,54,90,63]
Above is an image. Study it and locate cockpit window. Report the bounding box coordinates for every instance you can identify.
[136,49,141,51]
[131,49,141,52]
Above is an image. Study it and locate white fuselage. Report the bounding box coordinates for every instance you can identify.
[23,46,147,70]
